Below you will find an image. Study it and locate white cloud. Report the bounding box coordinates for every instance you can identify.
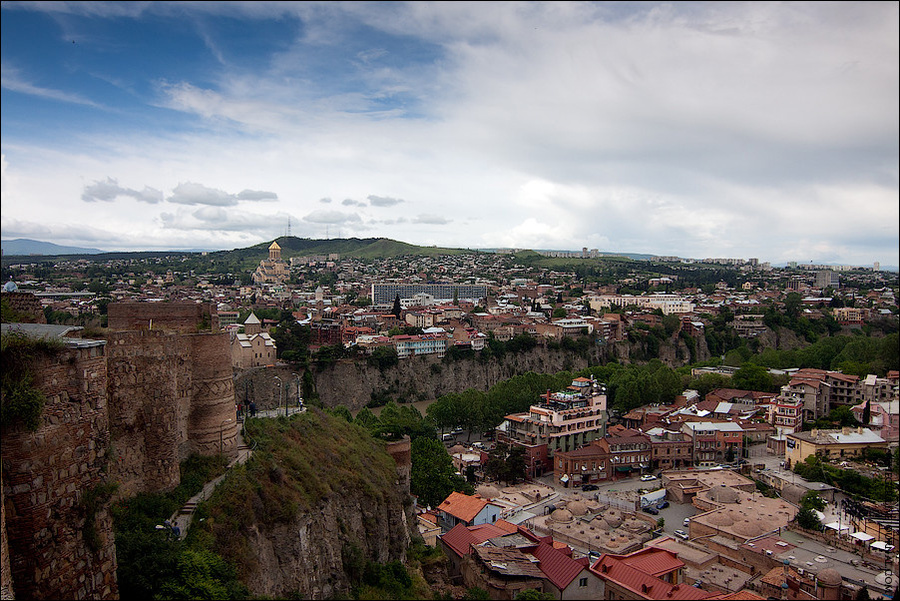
[302,210,363,225]
[412,214,451,225]
[0,2,896,265]
[81,177,163,204]
[167,182,277,206]
[368,195,405,207]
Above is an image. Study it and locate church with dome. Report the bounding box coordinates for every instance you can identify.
[252,241,289,285]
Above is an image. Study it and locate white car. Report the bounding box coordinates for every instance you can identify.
[674,529,689,540]
[640,474,657,482]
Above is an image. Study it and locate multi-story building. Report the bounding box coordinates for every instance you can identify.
[851,399,899,444]
[553,443,610,486]
[370,283,488,304]
[832,306,870,326]
[771,395,803,435]
[588,293,695,315]
[647,429,693,471]
[392,333,448,359]
[785,427,888,467]
[497,377,608,455]
[681,421,744,466]
[594,428,653,477]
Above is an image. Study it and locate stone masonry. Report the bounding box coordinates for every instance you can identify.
[1,341,118,600]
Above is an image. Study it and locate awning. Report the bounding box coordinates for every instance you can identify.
[824,522,850,532]
[871,541,895,551]
[616,466,633,472]
[850,532,875,542]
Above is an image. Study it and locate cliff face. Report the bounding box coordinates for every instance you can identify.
[241,488,412,599]
[199,411,414,600]
[238,338,717,412]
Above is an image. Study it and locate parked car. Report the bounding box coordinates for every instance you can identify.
[683,517,691,527]
[640,474,657,482]
[581,484,599,492]
[642,506,659,515]
[656,500,669,509]
[674,529,689,540]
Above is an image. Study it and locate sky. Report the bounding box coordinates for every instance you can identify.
[1,1,898,266]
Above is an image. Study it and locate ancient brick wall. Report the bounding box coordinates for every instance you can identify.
[106,330,183,496]
[385,437,412,494]
[0,343,118,600]
[107,301,219,333]
[1,291,46,323]
[1,471,12,601]
[107,329,237,494]
[186,332,237,457]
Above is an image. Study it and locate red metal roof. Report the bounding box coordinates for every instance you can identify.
[617,547,685,578]
[439,522,508,558]
[591,555,714,600]
[529,542,585,591]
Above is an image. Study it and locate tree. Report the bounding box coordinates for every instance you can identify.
[801,491,826,511]
[484,442,526,485]
[392,294,402,317]
[410,437,472,508]
[368,345,399,370]
[330,405,353,423]
[731,363,775,392]
[796,506,822,530]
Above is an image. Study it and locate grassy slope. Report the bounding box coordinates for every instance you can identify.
[193,409,401,579]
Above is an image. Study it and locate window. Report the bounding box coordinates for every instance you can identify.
[579,577,588,587]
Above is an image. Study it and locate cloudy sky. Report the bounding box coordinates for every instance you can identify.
[1,2,897,266]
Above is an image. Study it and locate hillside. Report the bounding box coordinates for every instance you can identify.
[192,410,414,599]
[1,236,475,268]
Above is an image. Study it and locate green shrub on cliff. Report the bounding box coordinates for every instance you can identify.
[1,332,62,430]
[111,454,237,600]
[194,410,402,585]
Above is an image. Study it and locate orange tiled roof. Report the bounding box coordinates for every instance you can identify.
[438,491,491,523]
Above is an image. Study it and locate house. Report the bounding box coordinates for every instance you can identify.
[437,491,503,532]
[589,547,715,600]
[440,521,603,599]
[230,312,277,369]
[497,377,608,456]
[784,427,888,467]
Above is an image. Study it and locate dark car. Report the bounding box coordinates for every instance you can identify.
[642,506,659,515]
[657,500,670,509]
[581,484,599,492]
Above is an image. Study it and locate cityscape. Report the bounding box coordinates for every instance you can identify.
[2,2,898,601]
[1,236,898,600]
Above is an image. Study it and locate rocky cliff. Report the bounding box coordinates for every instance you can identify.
[196,410,414,599]
[239,336,713,412]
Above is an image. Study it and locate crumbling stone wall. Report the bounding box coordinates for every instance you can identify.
[106,330,185,496]
[0,291,46,323]
[186,332,237,457]
[0,343,118,600]
[385,437,412,494]
[107,301,219,333]
[106,329,237,497]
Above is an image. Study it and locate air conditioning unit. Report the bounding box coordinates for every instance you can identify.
[765,550,773,556]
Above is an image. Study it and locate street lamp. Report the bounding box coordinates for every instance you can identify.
[273,375,285,417]
[293,374,303,410]
[219,418,233,454]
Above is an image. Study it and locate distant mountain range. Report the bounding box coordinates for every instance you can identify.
[2,238,105,256]
[2,237,894,271]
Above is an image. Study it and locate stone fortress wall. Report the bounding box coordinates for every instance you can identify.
[1,341,118,600]
[1,301,237,599]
